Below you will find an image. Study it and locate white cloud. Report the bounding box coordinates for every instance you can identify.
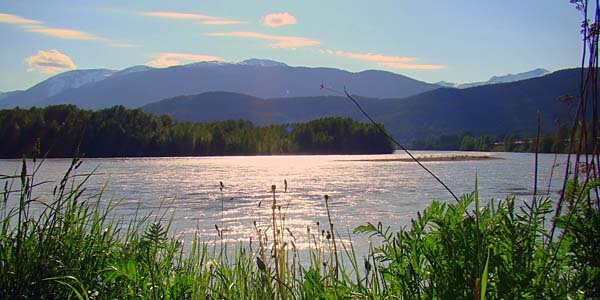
[0,13,41,25]
[202,19,245,25]
[25,27,99,40]
[380,62,447,70]
[323,49,446,70]
[0,12,132,46]
[0,12,98,40]
[25,49,77,74]
[143,11,246,25]
[147,52,222,68]
[262,12,297,27]
[143,11,218,20]
[334,50,415,63]
[207,31,319,48]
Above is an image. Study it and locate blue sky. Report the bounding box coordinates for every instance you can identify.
[0,1,585,91]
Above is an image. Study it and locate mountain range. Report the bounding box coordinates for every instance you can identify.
[0,59,585,143]
[143,68,582,142]
[0,59,554,110]
[0,59,440,109]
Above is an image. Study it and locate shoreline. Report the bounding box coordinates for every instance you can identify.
[337,154,501,162]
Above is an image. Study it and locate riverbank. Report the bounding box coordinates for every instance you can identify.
[338,153,500,162]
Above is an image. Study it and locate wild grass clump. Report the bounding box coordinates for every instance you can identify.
[356,179,600,299]
[356,190,557,298]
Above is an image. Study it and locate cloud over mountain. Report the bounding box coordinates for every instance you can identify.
[322,49,446,70]
[147,52,221,68]
[207,31,319,48]
[25,49,77,74]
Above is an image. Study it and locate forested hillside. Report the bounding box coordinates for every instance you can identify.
[0,105,394,158]
[143,68,590,143]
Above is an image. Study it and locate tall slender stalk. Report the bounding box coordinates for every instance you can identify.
[324,194,339,280]
[533,111,541,199]
[270,185,283,299]
[546,118,562,196]
[219,181,225,250]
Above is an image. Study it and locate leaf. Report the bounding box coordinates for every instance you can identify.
[44,275,89,300]
[353,223,377,235]
[480,248,490,300]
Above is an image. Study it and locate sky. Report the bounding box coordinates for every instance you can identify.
[0,1,586,91]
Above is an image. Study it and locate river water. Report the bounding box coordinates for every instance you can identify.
[0,151,567,253]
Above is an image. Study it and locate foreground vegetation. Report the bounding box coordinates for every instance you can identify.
[0,105,394,158]
[0,156,598,299]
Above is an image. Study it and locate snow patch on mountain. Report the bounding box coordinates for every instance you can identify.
[487,68,550,84]
[112,65,155,77]
[437,68,550,89]
[183,61,231,68]
[434,81,459,88]
[43,69,115,97]
[238,59,287,67]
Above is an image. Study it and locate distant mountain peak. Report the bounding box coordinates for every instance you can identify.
[183,61,229,68]
[239,58,287,67]
[39,69,116,97]
[487,68,550,84]
[434,81,459,88]
[52,68,114,79]
[438,68,551,89]
[113,65,155,76]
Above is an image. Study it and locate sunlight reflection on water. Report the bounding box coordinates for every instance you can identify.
[0,151,567,254]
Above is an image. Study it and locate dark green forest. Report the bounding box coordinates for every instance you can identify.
[411,129,575,153]
[0,105,394,158]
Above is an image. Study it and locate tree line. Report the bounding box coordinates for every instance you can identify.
[410,127,588,153]
[0,105,395,158]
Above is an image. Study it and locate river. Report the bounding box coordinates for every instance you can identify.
[0,151,567,254]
